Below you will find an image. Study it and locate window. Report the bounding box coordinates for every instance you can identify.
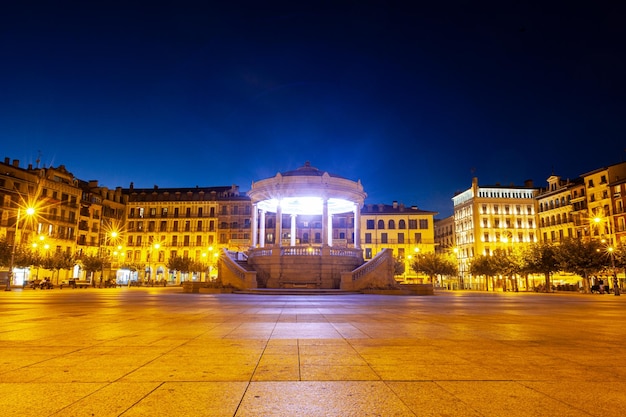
[160,221,167,232]
[398,233,405,244]
[365,233,372,244]
[196,235,202,246]
[197,220,202,231]
[413,233,422,243]
[588,179,594,187]
[388,220,395,229]
[381,233,388,244]
[408,219,417,229]
[377,220,385,229]
[484,232,489,242]
[172,236,178,246]
[365,248,372,259]
[366,220,375,230]
[173,221,178,232]
[493,205,499,214]
[600,175,607,184]
[398,220,406,229]
[161,207,168,217]
[150,208,156,217]
[419,219,428,229]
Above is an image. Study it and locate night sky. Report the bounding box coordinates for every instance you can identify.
[1,2,624,218]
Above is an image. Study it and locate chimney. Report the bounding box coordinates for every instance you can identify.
[154,185,158,190]
[524,179,534,188]
[3,157,9,164]
[12,159,19,167]
[129,182,134,190]
[392,201,398,209]
[28,164,33,170]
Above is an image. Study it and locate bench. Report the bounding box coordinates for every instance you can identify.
[60,279,92,289]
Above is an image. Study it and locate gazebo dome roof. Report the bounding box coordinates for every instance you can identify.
[247,162,366,215]
[280,161,346,179]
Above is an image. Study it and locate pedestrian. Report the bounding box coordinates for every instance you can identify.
[613,275,620,296]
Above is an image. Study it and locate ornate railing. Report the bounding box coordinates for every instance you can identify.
[248,246,362,259]
[351,248,390,281]
[219,248,256,289]
[281,247,321,256]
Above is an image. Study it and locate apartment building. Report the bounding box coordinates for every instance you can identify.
[360,201,436,280]
[612,177,626,245]
[536,175,583,244]
[121,184,247,283]
[434,215,455,254]
[580,162,626,246]
[452,177,538,289]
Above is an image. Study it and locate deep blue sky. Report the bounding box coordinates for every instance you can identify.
[1,2,624,218]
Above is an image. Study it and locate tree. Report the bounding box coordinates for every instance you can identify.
[80,255,104,281]
[410,252,457,285]
[469,254,496,291]
[524,242,559,292]
[489,248,519,291]
[393,256,405,277]
[167,255,192,283]
[44,252,75,285]
[0,238,11,267]
[555,238,604,293]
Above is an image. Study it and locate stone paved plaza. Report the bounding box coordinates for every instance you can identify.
[1,287,626,416]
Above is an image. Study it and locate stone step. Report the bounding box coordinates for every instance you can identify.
[233,288,360,295]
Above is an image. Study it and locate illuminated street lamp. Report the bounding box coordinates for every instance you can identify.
[608,246,620,296]
[6,206,35,291]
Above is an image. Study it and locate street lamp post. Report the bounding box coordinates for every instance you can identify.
[6,206,35,291]
[608,246,620,296]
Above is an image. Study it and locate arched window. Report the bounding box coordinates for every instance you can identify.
[398,220,406,229]
[388,220,395,229]
[377,220,385,229]
[540,203,544,212]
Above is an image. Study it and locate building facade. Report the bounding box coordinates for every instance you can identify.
[452,177,539,290]
[360,201,436,282]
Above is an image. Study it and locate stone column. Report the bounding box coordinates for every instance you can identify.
[290,214,297,246]
[252,204,258,248]
[259,210,266,248]
[322,198,329,246]
[327,213,333,247]
[353,204,361,248]
[276,203,283,247]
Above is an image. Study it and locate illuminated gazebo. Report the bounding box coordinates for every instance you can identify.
[245,162,368,289]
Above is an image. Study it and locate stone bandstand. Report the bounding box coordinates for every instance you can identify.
[217,162,398,291]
